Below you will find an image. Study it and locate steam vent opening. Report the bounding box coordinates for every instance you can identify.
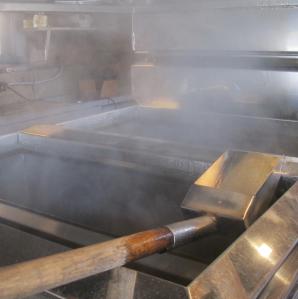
[0,2,297,299]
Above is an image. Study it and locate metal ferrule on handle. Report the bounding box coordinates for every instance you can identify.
[165,216,217,248]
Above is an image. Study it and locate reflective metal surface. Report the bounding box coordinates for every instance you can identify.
[20,124,212,178]
[63,104,298,158]
[0,201,110,246]
[61,106,136,131]
[187,182,298,299]
[258,246,298,299]
[0,98,133,136]
[182,151,281,227]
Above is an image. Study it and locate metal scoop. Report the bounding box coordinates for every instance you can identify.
[0,151,283,299]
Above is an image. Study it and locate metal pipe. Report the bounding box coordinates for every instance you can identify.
[0,216,216,299]
[8,66,64,87]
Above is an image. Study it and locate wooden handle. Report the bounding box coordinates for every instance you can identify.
[0,216,216,299]
[0,227,172,299]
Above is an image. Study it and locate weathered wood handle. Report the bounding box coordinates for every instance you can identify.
[0,216,216,299]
